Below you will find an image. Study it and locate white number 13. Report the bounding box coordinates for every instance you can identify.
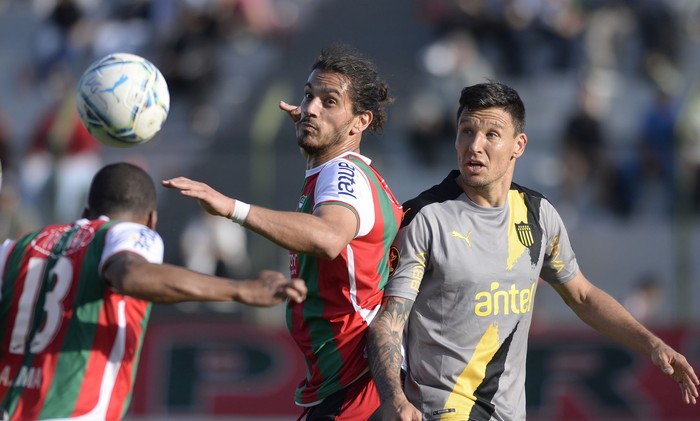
[9,257,73,354]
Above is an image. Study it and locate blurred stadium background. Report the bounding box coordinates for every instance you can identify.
[0,0,699,419]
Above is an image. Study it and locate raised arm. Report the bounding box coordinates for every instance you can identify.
[367,296,422,420]
[103,252,307,306]
[551,271,699,405]
[161,177,357,259]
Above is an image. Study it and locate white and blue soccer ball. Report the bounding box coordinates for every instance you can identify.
[76,53,170,147]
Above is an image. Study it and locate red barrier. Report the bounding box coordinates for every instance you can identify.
[527,327,700,421]
[130,321,700,420]
[130,319,306,417]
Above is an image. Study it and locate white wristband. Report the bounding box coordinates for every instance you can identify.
[230,200,250,224]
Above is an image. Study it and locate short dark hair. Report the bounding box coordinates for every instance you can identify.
[311,44,393,134]
[457,82,526,134]
[87,162,156,218]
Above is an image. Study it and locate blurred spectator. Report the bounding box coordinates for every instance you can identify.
[89,0,155,58]
[632,0,682,84]
[582,2,636,77]
[417,29,494,94]
[623,273,664,324]
[533,0,586,73]
[0,108,39,239]
[676,81,700,214]
[405,29,493,166]
[558,82,607,212]
[19,74,102,225]
[416,0,527,75]
[417,0,585,76]
[30,0,91,85]
[157,4,221,108]
[635,87,679,215]
[177,210,252,313]
[180,210,251,279]
[218,0,284,39]
[0,178,42,240]
[598,86,681,219]
[0,106,14,176]
[594,85,681,221]
[404,91,454,167]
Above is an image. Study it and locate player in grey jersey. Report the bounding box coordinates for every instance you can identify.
[367,82,698,421]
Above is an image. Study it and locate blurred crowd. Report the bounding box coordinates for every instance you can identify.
[407,0,700,222]
[0,3,308,197]
[0,0,698,319]
[0,0,314,313]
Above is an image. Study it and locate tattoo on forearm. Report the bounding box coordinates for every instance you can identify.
[368,296,414,402]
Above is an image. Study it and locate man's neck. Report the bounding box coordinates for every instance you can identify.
[306,144,361,169]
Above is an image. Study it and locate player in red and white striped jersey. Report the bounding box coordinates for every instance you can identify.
[163,44,402,420]
[0,162,306,421]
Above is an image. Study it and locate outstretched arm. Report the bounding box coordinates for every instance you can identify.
[367,296,422,420]
[161,177,357,259]
[103,252,307,306]
[552,271,699,404]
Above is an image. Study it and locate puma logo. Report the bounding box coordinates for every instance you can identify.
[451,230,472,247]
[100,74,129,102]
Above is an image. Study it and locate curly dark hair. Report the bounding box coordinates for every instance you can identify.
[457,82,526,134]
[311,44,394,134]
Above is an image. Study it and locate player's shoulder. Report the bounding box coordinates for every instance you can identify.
[103,220,164,260]
[105,220,158,237]
[315,154,365,179]
[510,182,548,200]
[509,182,556,210]
[401,170,464,227]
[313,154,373,195]
[509,182,565,231]
[341,152,371,167]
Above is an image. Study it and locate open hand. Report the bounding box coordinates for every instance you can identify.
[239,270,307,306]
[162,177,236,218]
[651,342,699,404]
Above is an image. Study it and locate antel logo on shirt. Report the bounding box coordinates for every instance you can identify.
[337,161,357,199]
[474,281,536,317]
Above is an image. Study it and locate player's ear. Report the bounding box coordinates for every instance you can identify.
[350,111,372,135]
[512,133,527,159]
[146,210,158,230]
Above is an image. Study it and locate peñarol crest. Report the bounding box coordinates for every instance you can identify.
[515,222,535,247]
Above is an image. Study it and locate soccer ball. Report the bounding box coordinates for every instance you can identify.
[76,53,170,147]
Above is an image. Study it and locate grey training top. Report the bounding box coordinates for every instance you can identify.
[385,171,579,421]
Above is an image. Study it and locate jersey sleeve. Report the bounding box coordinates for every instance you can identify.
[314,159,375,237]
[99,222,164,272]
[539,201,579,284]
[384,211,431,301]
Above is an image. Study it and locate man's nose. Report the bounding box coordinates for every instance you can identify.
[303,97,321,117]
[467,133,486,152]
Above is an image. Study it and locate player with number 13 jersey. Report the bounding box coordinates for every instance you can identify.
[0,218,163,420]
